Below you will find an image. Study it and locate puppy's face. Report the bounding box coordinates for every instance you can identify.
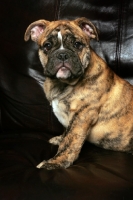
[24,18,98,84]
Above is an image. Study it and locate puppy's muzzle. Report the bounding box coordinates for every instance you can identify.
[56,52,72,79]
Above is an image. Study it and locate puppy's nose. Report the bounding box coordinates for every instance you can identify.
[57,53,69,61]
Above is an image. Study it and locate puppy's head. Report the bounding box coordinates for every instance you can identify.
[24,18,98,84]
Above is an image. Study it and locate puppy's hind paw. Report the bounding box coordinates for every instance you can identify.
[49,135,63,145]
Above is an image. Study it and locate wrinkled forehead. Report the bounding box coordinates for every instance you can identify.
[39,20,88,45]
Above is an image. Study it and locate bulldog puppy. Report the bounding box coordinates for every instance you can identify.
[25,17,133,170]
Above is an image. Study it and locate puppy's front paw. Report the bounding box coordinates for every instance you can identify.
[36,160,61,170]
[36,160,47,169]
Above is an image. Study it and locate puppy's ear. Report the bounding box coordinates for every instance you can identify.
[24,19,50,42]
[74,17,99,41]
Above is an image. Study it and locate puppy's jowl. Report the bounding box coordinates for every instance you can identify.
[25,18,133,170]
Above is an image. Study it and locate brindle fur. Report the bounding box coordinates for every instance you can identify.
[25,18,133,170]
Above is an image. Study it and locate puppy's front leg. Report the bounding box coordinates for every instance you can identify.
[37,108,98,170]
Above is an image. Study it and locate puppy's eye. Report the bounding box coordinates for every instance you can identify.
[74,41,83,50]
[43,42,53,52]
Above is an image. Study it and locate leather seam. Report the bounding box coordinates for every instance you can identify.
[116,0,127,74]
[115,0,123,73]
[54,0,61,20]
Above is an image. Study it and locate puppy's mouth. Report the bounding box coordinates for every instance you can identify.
[56,63,72,79]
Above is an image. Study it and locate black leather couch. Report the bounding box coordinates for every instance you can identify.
[1,0,133,199]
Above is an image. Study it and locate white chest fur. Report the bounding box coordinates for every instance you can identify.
[52,99,69,127]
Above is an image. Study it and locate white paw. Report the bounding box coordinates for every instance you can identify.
[36,160,46,168]
[36,160,62,170]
